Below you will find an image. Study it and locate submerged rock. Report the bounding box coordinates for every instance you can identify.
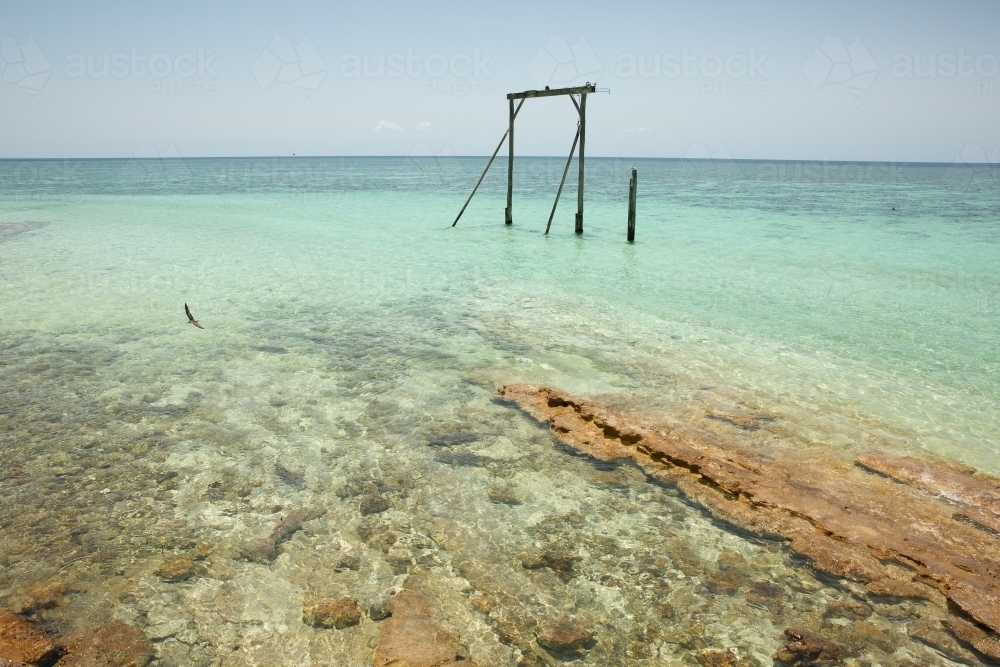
[864,576,929,599]
[14,575,67,612]
[367,598,392,622]
[372,589,470,667]
[433,451,495,468]
[359,494,390,515]
[696,650,752,667]
[654,602,675,618]
[0,221,48,239]
[0,609,56,665]
[705,410,770,430]
[304,597,362,629]
[487,487,521,505]
[823,598,871,620]
[497,383,1000,653]
[59,621,153,667]
[704,569,743,595]
[187,542,214,561]
[154,557,196,582]
[356,516,398,550]
[274,462,305,488]
[821,619,896,655]
[535,616,595,655]
[470,595,494,616]
[908,618,980,663]
[519,552,577,576]
[334,552,362,571]
[773,628,843,665]
[0,657,32,667]
[746,580,783,613]
[239,539,278,564]
[942,617,1000,661]
[716,549,749,574]
[426,432,480,448]
[240,508,308,563]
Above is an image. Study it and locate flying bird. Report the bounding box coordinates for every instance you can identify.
[185,303,204,329]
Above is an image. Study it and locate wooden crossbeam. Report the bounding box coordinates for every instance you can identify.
[452,83,604,234]
[507,84,596,100]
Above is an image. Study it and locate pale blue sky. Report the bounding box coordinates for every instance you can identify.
[1,0,998,161]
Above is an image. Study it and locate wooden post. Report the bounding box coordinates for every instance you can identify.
[455,85,598,232]
[452,99,523,227]
[506,97,514,225]
[545,124,581,235]
[575,93,587,234]
[627,167,637,243]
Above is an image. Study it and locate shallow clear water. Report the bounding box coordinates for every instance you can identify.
[1,157,998,665]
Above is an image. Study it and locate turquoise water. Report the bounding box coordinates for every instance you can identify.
[1,157,998,665]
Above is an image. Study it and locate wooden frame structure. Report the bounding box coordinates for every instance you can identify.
[452,84,599,234]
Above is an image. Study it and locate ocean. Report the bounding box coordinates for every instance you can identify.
[1,156,998,665]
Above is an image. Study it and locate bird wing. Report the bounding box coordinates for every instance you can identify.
[185,303,204,328]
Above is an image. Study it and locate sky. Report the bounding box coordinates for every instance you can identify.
[1,0,999,162]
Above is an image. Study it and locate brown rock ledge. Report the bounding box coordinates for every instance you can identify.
[0,611,151,667]
[497,383,1000,661]
[0,609,56,665]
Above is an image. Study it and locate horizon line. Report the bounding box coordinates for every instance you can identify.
[0,156,993,167]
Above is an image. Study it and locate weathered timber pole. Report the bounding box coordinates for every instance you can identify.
[452,100,524,227]
[454,85,598,232]
[506,97,514,225]
[545,124,581,235]
[575,92,587,234]
[627,167,637,242]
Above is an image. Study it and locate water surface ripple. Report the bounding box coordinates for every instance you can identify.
[1,157,998,665]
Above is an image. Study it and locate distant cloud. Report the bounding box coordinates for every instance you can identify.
[415,121,431,131]
[620,126,652,133]
[374,119,402,132]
